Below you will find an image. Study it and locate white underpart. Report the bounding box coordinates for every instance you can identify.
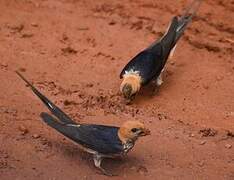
[156,68,164,86]
[169,45,177,59]
[124,69,140,76]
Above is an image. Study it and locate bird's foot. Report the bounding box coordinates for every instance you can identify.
[93,154,117,176]
[96,167,117,176]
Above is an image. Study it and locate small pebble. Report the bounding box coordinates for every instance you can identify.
[189,133,195,137]
[198,161,205,167]
[203,84,209,90]
[130,166,137,171]
[225,144,232,149]
[170,61,175,65]
[151,22,164,34]
[216,75,223,81]
[21,33,34,38]
[77,27,89,31]
[137,166,148,175]
[8,23,24,33]
[226,72,232,76]
[0,62,8,67]
[199,140,206,145]
[130,17,143,30]
[18,125,29,135]
[109,20,116,25]
[32,134,40,139]
[3,154,9,159]
[18,67,26,72]
[31,22,38,27]
[86,83,93,88]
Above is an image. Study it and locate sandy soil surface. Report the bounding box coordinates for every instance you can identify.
[0,0,234,179]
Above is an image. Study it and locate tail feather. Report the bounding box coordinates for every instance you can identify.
[16,71,77,125]
[148,0,202,51]
[40,112,64,128]
[40,112,79,140]
[181,0,202,20]
[175,0,203,42]
[40,112,84,146]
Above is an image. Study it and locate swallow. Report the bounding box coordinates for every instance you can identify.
[16,71,150,176]
[120,0,203,99]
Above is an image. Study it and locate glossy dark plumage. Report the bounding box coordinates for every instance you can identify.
[16,71,123,155]
[16,71,75,125]
[16,71,150,176]
[120,17,178,85]
[120,0,203,85]
[41,112,123,155]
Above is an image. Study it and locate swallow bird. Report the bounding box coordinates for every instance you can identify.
[120,0,203,99]
[16,71,150,176]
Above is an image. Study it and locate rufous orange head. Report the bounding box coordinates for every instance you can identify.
[120,74,141,99]
[118,121,150,144]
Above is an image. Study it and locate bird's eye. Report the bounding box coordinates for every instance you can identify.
[131,128,138,133]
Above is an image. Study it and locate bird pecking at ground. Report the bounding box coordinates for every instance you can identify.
[120,0,203,100]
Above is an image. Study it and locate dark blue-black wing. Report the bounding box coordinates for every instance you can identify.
[120,47,162,85]
[120,17,178,85]
[40,112,123,155]
[16,71,76,125]
[120,0,202,85]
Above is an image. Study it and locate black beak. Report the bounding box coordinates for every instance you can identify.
[139,128,151,136]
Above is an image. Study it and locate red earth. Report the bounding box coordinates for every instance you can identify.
[0,0,233,179]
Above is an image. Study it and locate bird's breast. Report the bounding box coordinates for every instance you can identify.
[123,141,134,154]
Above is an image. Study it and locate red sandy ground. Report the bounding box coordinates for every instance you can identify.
[0,0,233,179]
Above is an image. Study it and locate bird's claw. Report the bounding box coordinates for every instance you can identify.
[97,168,117,176]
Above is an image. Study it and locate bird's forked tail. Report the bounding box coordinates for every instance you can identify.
[175,0,203,42]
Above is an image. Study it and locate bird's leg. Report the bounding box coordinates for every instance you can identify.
[156,72,164,87]
[93,154,115,176]
[151,69,164,96]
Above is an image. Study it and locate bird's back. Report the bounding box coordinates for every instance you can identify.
[120,17,179,85]
[120,47,163,85]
